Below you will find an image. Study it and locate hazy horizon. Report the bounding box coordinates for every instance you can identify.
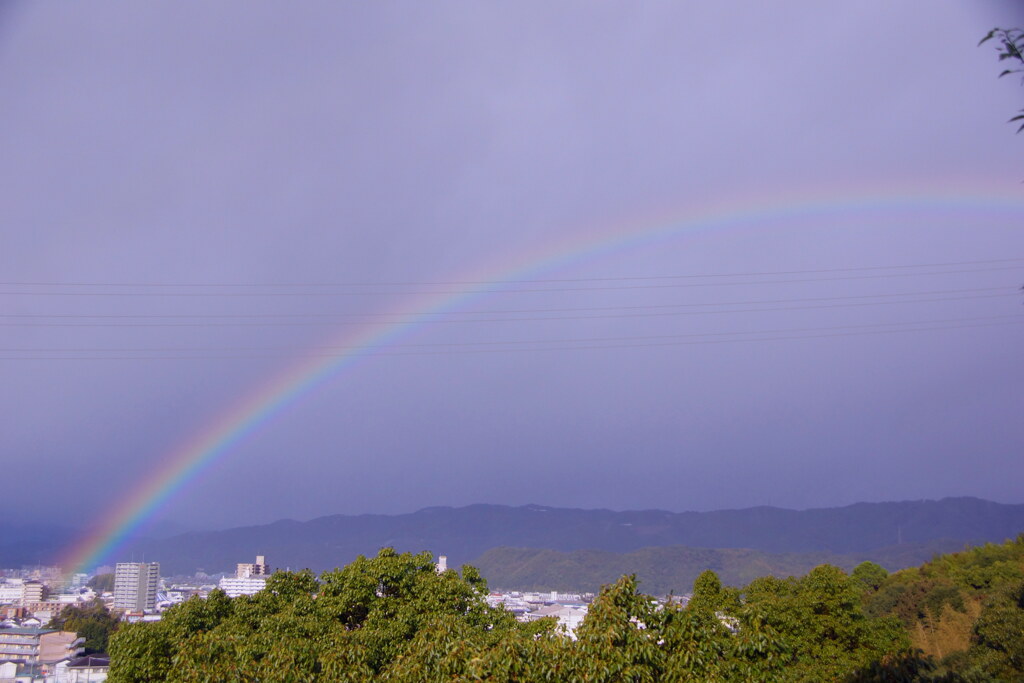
[13,495,1024,541]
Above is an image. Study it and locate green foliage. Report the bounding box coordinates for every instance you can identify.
[852,561,888,594]
[743,565,909,682]
[845,650,968,682]
[108,620,174,682]
[108,548,537,682]
[47,599,119,653]
[866,535,1024,680]
[687,569,724,614]
[864,579,964,626]
[106,541,1024,681]
[87,572,115,593]
[963,580,1024,681]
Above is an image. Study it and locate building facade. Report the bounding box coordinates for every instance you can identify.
[219,555,270,597]
[217,576,267,598]
[235,555,270,579]
[113,562,159,613]
[0,628,83,664]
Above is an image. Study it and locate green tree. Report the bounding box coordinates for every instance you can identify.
[688,569,725,614]
[851,561,889,595]
[87,573,115,593]
[963,580,1024,680]
[47,599,119,653]
[107,551,966,681]
[107,548,543,683]
[743,566,909,682]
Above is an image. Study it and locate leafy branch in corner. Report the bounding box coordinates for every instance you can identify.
[980,28,1024,132]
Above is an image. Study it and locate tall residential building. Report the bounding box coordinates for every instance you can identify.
[113,562,159,612]
[21,581,45,604]
[236,555,270,579]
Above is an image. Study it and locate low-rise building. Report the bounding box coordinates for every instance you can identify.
[217,576,266,598]
[0,606,27,621]
[56,654,111,682]
[23,601,66,622]
[0,580,25,604]
[0,627,83,664]
[523,604,589,638]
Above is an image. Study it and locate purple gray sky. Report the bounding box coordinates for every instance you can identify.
[2,1,1023,533]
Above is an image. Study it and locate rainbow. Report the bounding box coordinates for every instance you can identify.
[59,185,1024,573]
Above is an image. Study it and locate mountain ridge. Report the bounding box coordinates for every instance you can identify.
[51,496,1024,575]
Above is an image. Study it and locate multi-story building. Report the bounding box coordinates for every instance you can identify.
[113,562,159,613]
[219,555,271,597]
[0,628,83,664]
[0,579,46,606]
[23,601,65,622]
[236,555,270,579]
[217,575,267,598]
[21,580,45,604]
[0,579,26,604]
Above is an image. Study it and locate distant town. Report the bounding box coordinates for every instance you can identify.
[0,553,619,682]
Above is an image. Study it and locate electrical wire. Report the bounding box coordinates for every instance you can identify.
[0,285,1010,321]
[1,290,1017,328]
[3,314,1021,360]
[1,264,1022,297]
[2,256,1022,287]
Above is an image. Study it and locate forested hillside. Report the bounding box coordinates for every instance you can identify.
[473,541,964,594]
[862,534,1024,679]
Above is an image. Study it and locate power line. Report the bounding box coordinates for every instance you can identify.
[2,256,1022,287]
[0,290,1017,328]
[1,265,1022,297]
[0,285,1011,321]
[2,314,1021,360]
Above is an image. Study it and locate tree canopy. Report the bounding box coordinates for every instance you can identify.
[48,599,119,654]
[87,572,115,593]
[861,534,1024,681]
[105,547,927,682]
[102,539,1024,680]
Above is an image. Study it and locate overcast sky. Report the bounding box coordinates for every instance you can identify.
[2,1,1024,534]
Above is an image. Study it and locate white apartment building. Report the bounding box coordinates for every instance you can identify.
[0,579,26,604]
[217,576,267,598]
[113,563,159,612]
[0,579,46,606]
[218,555,270,597]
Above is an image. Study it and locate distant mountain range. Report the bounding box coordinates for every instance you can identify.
[27,496,1017,580]
[3,498,1020,590]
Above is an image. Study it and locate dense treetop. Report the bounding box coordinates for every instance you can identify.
[101,536,1024,681]
[48,599,119,654]
[105,547,928,682]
